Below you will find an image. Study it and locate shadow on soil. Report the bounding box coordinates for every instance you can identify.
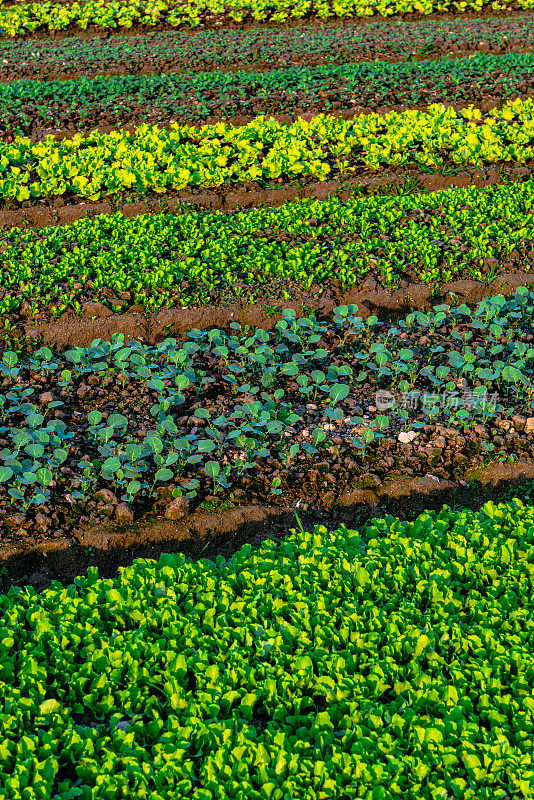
[1,461,532,596]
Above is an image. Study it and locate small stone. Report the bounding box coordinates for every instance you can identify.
[512,414,527,432]
[34,512,49,530]
[398,431,418,444]
[165,496,190,520]
[115,503,134,523]
[94,488,118,505]
[360,473,381,489]
[39,391,55,405]
[362,277,377,290]
[6,513,25,530]
[525,417,534,434]
[322,491,336,508]
[113,720,132,731]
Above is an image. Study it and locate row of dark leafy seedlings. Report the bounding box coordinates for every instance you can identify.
[1,14,533,83]
[4,51,534,137]
[1,14,532,81]
[0,288,533,520]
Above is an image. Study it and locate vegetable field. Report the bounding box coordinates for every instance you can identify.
[2,1,534,799]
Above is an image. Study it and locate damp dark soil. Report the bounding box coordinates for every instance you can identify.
[1,461,533,597]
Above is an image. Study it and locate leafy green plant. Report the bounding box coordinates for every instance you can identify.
[1,500,534,799]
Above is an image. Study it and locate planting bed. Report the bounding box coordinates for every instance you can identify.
[3,500,534,800]
[7,50,534,140]
[5,285,534,541]
[1,14,534,82]
[3,1,534,799]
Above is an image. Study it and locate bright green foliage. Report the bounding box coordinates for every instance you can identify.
[1,499,534,798]
[2,178,534,317]
[2,97,534,203]
[0,0,529,37]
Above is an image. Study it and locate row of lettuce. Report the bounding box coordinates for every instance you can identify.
[0,13,531,80]
[0,0,531,37]
[2,97,534,203]
[0,286,532,513]
[1,500,534,799]
[4,51,534,139]
[1,180,534,319]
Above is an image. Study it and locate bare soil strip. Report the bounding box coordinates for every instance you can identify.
[2,459,533,595]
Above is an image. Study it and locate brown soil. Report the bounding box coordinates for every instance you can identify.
[22,267,534,350]
[1,459,532,595]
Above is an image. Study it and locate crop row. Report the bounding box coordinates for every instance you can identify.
[0,13,531,80]
[0,0,532,37]
[5,51,534,139]
[2,499,534,799]
[1,286,534,519]
[3,179,534,321]
[4,97,534,203]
